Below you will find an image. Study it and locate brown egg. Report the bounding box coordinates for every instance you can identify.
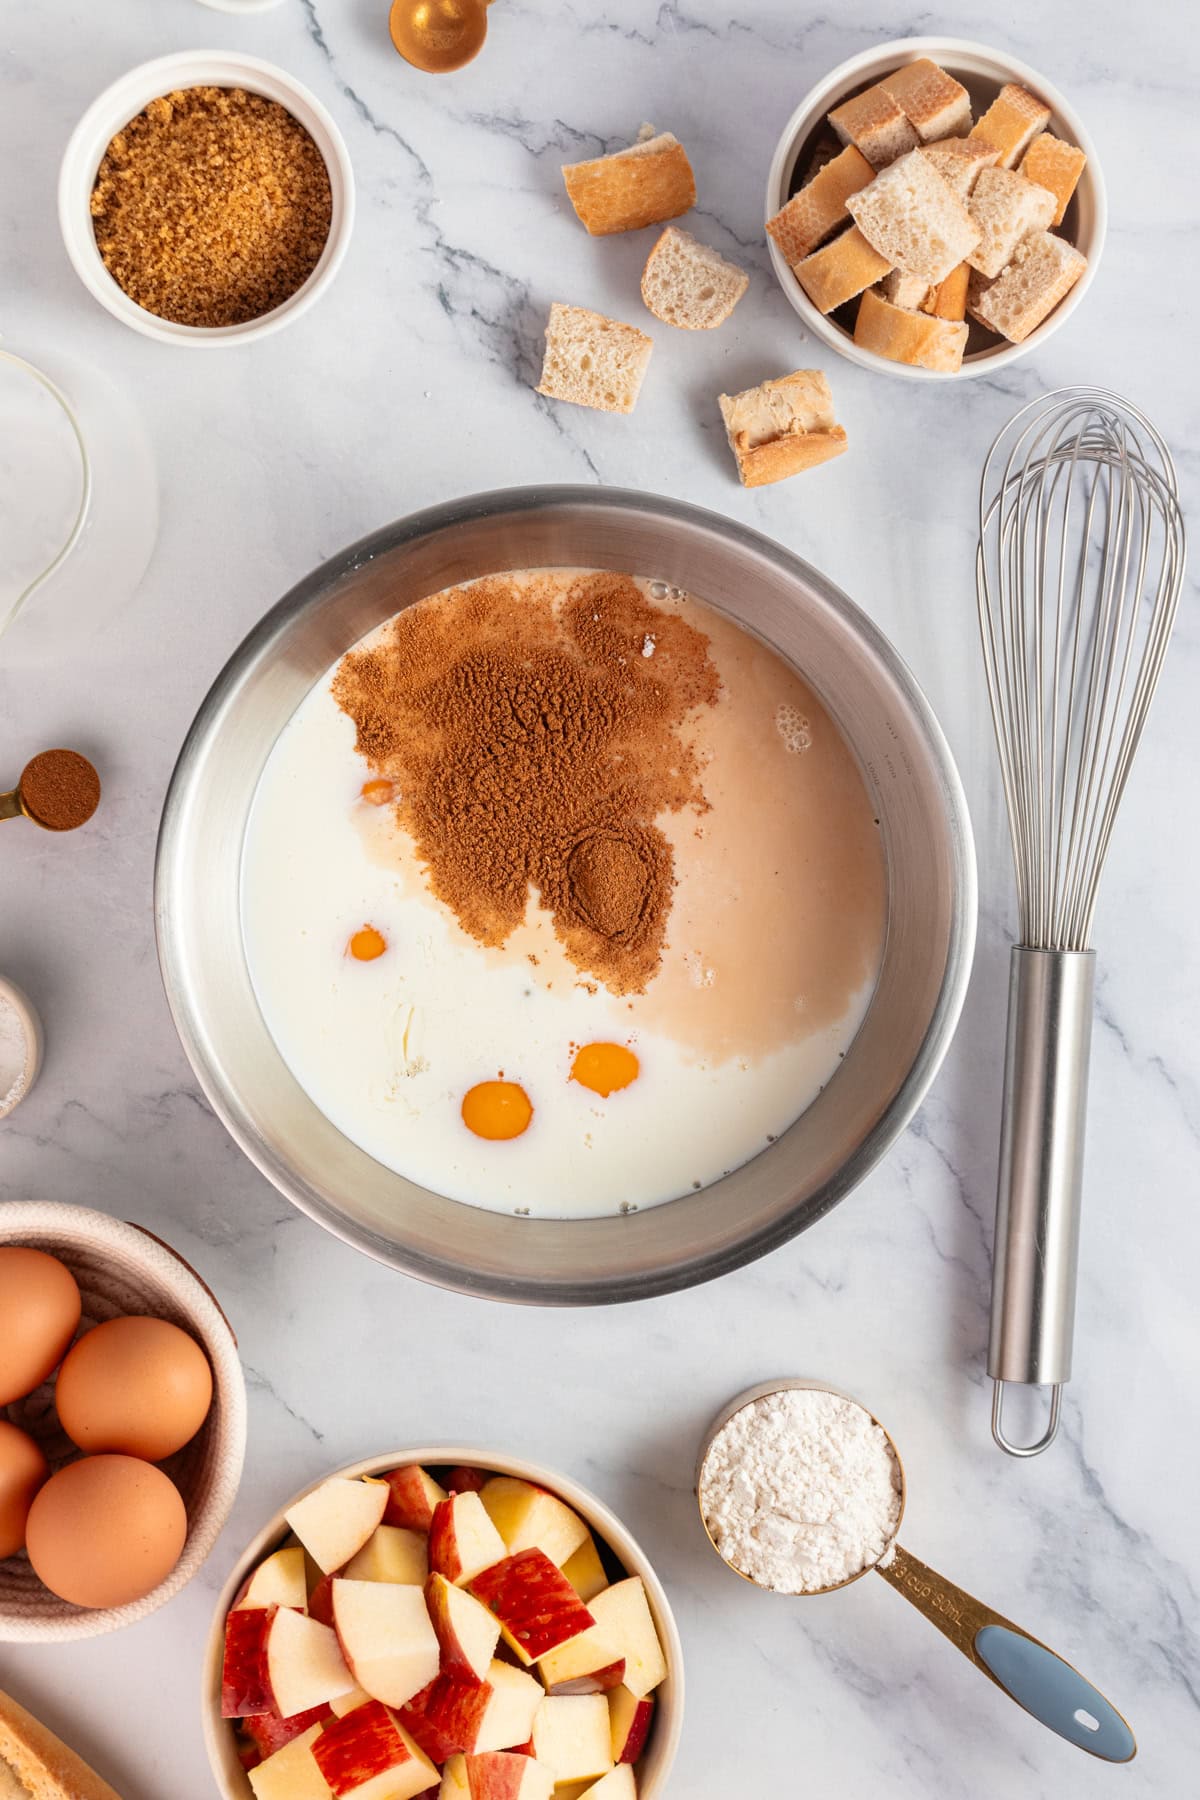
[0,1421,49,1559]
[25,1455,187,1608]
[0,1247,81,1405]
[55,1316,213,1462]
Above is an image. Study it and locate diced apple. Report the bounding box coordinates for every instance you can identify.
[400,1673,492,1763]
[237,1547,310,1614]
[440,1753,471,1799]
[587,1583,666,1701]
[426,1574,502,1683]
[223,1606,275,1717]
[554,1787,590,1800]
[607,1688,653,1765]
[344,1525,429,1586]
[475,1662,544,1753]
[537,1625,624,1696]
[444,1466,487,1495]
[309,1575,336,1628]
[311,1698,439,1800]
[329,1687,372,1718]
[469,1552,594,1665]
[479,1480,588,1568]
[266,1607,358,1719]
[248,1724,333,1800]
[430,1493,507,1588]
[463,1751,554,1800]
[331,1578,440,1709]
[244,1703,332,1760]
[530,1696,612,1785]
[572,1769,636,1800]
[382,1465,448,1533]
[560,1537,608,1605]
[286,1479,389,1576]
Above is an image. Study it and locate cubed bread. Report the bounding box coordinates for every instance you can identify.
[536,304,653,412]
[969,83,1052,168]
[846,149,980,283]
[969,230,1087,341]
[641,226,748,329]
[718,371,848,488]
[828,82,919,167]
[880,269,932,310]
[854,287,968,372]
[793,225,892,313]
[880,58,972,141]
[562,131,695,235]
[922,136,1000,198]
[1019,132,1086,226]
[967,166,1057,277]
[922,262,970,321]
[767,145,874,264]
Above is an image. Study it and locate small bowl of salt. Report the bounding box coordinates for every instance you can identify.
[0,976,43,1119]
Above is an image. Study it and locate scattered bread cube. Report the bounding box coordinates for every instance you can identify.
[846,149,980,284]
[718,371,848,488]
[1019,132,1086,226]
[536,304,653,415]
[766,144,874,263]
[828,82,920,167]
[921,136,999,198]
[969,83,1052,168]
[880,269,931,310]
[854,287,968,372]
[922,262,970,321]
[969,229,1087,341]
[968,166,1057,277]
[794,224,891,313]
[640,226,748,329]
[880,58,972,141]
[562,130,695,235]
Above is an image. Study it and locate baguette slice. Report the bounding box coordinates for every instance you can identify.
[922,262,970,321]
[880,269,932,310]
[766,145,874,264]
[969,83,1051,168]
[536,304,653,413]
[967,166,1057,277]
[641,226,748,329]
[718,371,848,488]
[1019,132,1086,226]
[562,131,695,235]
[793,225,891,313]
[880,58,972,141]
[828,82,919,167]
[921,136,1000,198]
[854,287,968,372]
[969,230,1086,342]
[0,1688,123,1800]
[846,149,980,284]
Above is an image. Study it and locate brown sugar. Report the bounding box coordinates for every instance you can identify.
[90,87,332,327]
[333,572,721,993]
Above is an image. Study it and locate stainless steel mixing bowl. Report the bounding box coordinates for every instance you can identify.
[155,487,976,1302]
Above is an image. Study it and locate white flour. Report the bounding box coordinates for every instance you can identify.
[0,993,31,1115]
[700,1387,902,1593]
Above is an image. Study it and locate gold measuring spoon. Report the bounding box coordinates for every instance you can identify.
[698,1379,1135,1762]
[389,0,493,72]
[0,749,100,831]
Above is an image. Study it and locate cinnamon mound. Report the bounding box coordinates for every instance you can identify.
[332,571,720,993]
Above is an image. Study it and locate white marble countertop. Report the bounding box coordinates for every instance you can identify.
[2,2,1198,1794]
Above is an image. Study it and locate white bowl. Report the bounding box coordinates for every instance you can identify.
[202,1447,684,1798]
[58,51,355,346]
[766,37,1106,381]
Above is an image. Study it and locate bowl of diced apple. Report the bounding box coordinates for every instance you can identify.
[204,1450,683,1800]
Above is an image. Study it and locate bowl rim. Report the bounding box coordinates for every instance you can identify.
[57,49,356,347]
[201,1445,685,1800]
[765,35,1108,381]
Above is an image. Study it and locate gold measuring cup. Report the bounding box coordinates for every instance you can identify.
[697,1379,1135,1762]
[389,0,493,72]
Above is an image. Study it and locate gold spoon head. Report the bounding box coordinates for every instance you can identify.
[389,0,490,73]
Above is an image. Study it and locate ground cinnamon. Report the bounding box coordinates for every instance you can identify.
[333,572,721,993]
[19,750,101,832]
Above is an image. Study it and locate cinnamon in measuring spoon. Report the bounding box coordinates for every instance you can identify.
[17,750,101,831]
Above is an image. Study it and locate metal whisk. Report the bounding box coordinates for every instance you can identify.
[977,388,1185,1456]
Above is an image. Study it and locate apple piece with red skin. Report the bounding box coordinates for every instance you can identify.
[248,1724,333,1800]
[463,1751,554,1800]
[439,1754,471,1800]
[444,1466,487,1496]
[344,1525,428,1586]
[570,1768,636,1800]
[265,1607,358,1719]
[607,1687,653,1765]
[474,1662,544,1753]
[223,1606,276,1718]
[469,1551,595,1666]
[236,1733,263,1774]
[429,1493,507,1588]
[286,1478,389,1576]
[426,1573,502,1682]
[236,1546,310,1614]
[399,1672,492,1763]
[538,1624,624,1697]
[244,1701,333,1760]
[586,1581,666,1701]
[530,1695,613,1785]
[559,1537,608,1606]
[331,1577,440,1709]
[478,1479,588,1569]
[311,1698,439,1800]
[309,1574,336,1628]
[381,1464,448,1533]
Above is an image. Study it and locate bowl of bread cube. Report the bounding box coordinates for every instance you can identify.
[766,37,1104,378]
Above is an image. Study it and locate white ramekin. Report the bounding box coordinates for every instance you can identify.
[766,37,1106,381]
[59,51,355,347]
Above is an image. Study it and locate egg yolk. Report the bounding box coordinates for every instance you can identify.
[571,1042,640,1097]
[360,779,393,806]
[462,1081,533,1141]
[348,925,387,961]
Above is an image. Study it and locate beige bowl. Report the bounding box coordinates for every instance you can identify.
[0,1201,246,1641]
[202,1447,684,1798]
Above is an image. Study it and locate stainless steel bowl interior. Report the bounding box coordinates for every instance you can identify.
[155,488,976,1302]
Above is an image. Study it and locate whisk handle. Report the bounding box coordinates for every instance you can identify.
[987,948,1095,1451]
